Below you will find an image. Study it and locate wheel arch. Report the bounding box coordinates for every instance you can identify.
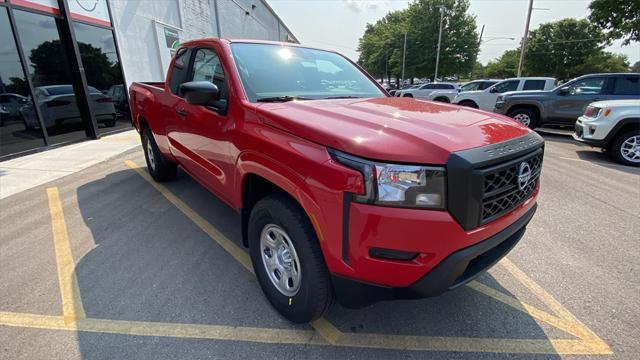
[604,117,640,147]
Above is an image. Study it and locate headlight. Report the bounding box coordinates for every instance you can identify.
[329,149,446,209]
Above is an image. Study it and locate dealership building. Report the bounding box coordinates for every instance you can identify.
[0,0,297,159]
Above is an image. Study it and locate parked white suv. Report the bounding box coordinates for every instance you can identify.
[573,99,640,166]
[427,79,501,103]
[396,82,459,99]
[453,77,556,111]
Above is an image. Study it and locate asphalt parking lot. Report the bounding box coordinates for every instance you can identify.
[1,132,638,359]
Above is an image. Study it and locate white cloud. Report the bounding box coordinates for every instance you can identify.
[343,0,389,13]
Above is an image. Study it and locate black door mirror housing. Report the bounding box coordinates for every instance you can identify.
[181,81,220,105]
[489,87,498,93]
[558,86,570,95]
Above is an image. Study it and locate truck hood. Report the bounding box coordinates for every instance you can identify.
[255,97,530,164]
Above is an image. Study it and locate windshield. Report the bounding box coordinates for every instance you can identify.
[230,43,385,102]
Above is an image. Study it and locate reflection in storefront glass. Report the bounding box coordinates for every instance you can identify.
[73,21,130,134]
[0,8,45,157]
[13,10,88,144]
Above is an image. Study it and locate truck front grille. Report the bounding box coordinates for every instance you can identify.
[446,132,545,230]
[481,152,542,223]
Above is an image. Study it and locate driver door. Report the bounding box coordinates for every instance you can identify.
[172,47,235,205]
[549,77,608,123]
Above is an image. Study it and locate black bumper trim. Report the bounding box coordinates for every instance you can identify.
[331,203,537,308]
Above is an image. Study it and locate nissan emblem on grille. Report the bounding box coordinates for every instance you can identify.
[517,162,532,190]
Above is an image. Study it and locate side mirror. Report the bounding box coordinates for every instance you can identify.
[181,81,220,105]
[558,86,570,95]
[489,87,498,93]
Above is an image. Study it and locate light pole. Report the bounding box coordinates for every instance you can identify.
[517,0,534,77]
[434,6,445,81]
[401,32,407,85]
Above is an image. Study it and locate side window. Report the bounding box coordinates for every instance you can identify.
[567,77,606,95]
[190,48,228,105]
[612,76,639,95]
[493,80,519,93]
[523,80,546,90]
[420,84,434,90]
[169,47,190,95]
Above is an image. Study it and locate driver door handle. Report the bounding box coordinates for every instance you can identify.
[176,109,187,118]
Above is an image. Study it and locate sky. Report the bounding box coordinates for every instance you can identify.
[268,0,640,65]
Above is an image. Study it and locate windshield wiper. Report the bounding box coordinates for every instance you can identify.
[322,96,362,99]
[256,96,311,102]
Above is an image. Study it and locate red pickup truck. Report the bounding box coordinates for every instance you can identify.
[129,38,543,323]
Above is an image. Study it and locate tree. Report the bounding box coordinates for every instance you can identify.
[569,52,629,76]
[525,18,606,80]
[358,0,479,81]
[589,0,640,45]
[632,61,640,72]
[483,49,520,78]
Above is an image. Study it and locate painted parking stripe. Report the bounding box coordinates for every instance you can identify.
[0,161,612,355]
[47,187,86,325]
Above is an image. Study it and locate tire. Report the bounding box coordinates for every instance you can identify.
[508,107,539,129]
[403,93,413,98]
[609,130,640,167]
[248,194,333,323]
[141,127,177,181]
[457,100,478,109]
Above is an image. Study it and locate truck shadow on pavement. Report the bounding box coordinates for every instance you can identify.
[72,165,561,359]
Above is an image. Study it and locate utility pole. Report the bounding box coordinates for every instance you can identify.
[434,5,445,81]
[401,32,407,85]
[478,24,485,48]
[517,0,534,77]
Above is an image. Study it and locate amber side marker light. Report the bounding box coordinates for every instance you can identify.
[603,108,612,117]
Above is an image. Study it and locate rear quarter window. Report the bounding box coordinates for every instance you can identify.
[523,80,546,90]
[612,76,640,95]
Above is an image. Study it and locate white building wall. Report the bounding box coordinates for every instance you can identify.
[109,0,296,86]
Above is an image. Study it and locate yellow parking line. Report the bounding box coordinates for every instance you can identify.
[46,187,86,325]
[3,160,608,355]
[0,311,607,354]
[124,160,254,273]
[499,258,609,346]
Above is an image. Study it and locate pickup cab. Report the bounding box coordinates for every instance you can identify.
[454,77,556,111]
[129,38,544,323]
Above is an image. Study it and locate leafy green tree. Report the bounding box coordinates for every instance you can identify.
[483,49,520,78]
[589,0,640,45]
[358,0,479,81]
[568,52,629,77]
[525,18,606,80]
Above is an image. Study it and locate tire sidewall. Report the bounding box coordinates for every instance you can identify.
[248,197,329,323]
[611,131,640,167]
[510,108,538,129]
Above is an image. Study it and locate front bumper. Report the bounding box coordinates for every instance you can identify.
[333,203,536,308]
[573,116,608,147]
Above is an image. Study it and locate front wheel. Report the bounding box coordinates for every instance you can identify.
[249,194,333,323]
[508,108,539,129]
[610,131,640,167]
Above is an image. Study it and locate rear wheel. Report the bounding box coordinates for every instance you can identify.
[141,127,177,181]
[508,108,539,129]
[610,131,640,167]
[249,194,333,323]
[457,100,478,109]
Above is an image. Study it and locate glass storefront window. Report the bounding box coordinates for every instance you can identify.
[73,21,131,134]
[13,9,89,144]
[0,8,45,157]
